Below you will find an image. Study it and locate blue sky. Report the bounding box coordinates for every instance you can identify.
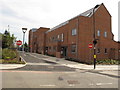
[0,0,119,43]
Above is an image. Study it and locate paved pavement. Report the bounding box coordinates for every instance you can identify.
[1,52,119,88]
[0,52,119,71]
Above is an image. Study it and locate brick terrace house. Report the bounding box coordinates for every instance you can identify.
[29,3,120,64]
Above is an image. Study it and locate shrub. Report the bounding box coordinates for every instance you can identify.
[0,59,25,64]
[2,48,17,60]
[96,59,119,65]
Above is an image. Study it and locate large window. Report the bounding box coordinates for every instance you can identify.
[71,45,76,53]
[97,30,100,36]
[72,28,77,36]
[105,48,107,54]
[58,35,60,39]
[104,31,107,37]
[61,33,64,42]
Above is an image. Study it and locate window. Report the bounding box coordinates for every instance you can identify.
[105,48,107,54]
[71,45,76,53]
[97,48,100,54]
[97,30,100,36]
[61,33,64,42]
[72,28,77,36]
[58,35,60,39]
[54,36,57,42]
[104,31,107,37]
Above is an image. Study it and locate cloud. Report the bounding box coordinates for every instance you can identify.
[0,2,38,24]
[0,0,119,42]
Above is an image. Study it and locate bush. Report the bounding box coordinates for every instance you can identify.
[96,59,119,65]
[0,59,25,64]
[2,48,17,60]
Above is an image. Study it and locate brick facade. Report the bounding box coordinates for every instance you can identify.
[29,3,120,64]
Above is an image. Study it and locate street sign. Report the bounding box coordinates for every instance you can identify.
[16,40,22,45]
[88,44,93,48]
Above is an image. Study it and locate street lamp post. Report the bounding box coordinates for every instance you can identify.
[22,28,27,52]
[93,5,99,69]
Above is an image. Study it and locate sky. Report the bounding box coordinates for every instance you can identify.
[0,0,119,43]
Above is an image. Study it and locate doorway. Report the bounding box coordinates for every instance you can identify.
[61,46,68,57]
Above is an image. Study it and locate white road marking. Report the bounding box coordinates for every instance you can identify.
[27,63,51,65]
[90,83,113,86]
[69,84,75,86]
[0,70,75,74]
[39,84,56,87]
[96,83,113,86]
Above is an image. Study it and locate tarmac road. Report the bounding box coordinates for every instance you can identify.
[1,52,119,89]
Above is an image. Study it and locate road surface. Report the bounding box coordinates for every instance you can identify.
[1,52,119,89]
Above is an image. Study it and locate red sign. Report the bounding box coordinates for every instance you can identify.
[16,40,22,45]
[88,44,93,48]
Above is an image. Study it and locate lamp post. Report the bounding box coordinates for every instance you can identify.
[22,28,27,52]
[93,5,99,69]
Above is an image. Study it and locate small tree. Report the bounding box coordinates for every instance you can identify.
[2,30,16,48]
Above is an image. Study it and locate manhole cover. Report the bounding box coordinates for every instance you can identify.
[58,76,64,81]
[67,80,79,84]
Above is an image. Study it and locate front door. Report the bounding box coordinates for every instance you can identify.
[62,46,67,57]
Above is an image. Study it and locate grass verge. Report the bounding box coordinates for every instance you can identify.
[0,58,25,64]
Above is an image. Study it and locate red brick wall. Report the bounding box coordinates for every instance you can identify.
[29,4,119,63]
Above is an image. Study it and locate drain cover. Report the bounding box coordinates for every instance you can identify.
[58,76,64,81]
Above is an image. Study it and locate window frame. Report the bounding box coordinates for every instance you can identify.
[61,33,64,42]
[97,30,100,37]
[72,28,77,36]
[71,44,76,53]
[104,31,107,37]
[104,48,108,54]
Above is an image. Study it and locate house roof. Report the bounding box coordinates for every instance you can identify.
[46,4,102,33]
[80,4,101,17]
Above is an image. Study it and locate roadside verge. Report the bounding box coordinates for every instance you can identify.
[0,56,27,70]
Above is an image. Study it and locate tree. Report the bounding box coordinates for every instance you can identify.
[2,30,16,48]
